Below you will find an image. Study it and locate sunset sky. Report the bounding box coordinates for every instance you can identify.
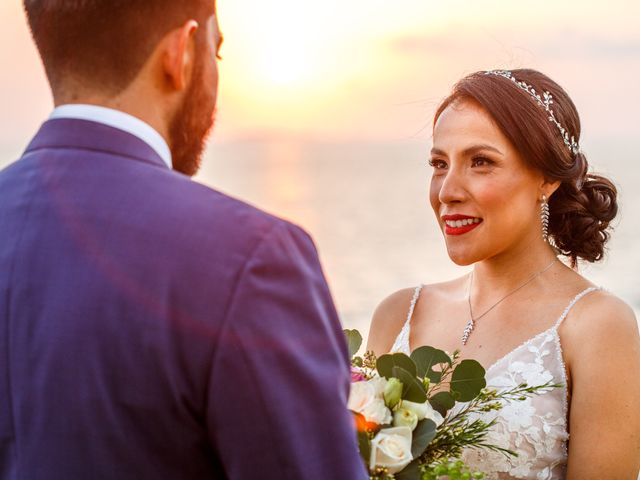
[1,0,639,156]
[1,0,639,323]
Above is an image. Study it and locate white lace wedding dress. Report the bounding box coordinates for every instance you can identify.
[390,285,601,480]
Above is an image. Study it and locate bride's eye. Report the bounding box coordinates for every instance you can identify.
[428,158,448,170]
[471,156,494,167]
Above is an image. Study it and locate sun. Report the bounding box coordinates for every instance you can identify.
[255,26,312,87]
[214,0,436,131]
[219,0,334,91]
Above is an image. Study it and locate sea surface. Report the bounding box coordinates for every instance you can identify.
[197,139,640,337]
[2,138,638,338]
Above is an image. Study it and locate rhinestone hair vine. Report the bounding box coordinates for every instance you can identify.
[484,70,580,155]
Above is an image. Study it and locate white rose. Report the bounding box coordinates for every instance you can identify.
[348,379,392,425]
[393,408,418,431]
[369,376,388,396]
[362,398,393,425]
[369,426,413,474]
[402,400,444,426]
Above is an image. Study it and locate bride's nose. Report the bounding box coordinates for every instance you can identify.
[438,167,467,205]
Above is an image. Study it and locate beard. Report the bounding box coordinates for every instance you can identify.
[168,54,217,177]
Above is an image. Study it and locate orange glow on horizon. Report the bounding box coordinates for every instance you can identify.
[0,0,639,148]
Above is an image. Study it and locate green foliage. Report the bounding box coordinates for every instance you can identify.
[377,353,418,378]
[348,328,559,480]
[394,459,421,480]
[429,391,455,417]
[392,366,427,403]
[411,419,437,458]
[450,360,486,402]
[344,329,363,358]
[357,429,371,465]
[410,346,452,383]
[421,459,485,479]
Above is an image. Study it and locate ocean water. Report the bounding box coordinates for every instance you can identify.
[197,139,640,337]
[2,137,637,336]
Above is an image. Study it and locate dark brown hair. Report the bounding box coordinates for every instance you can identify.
[23,0,215,95]
[434,69,617,265]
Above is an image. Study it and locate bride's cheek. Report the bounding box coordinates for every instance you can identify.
[429,178,443,214]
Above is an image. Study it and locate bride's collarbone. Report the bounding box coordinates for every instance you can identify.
[409,300,564,368]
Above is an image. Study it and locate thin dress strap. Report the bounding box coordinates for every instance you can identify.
[390,285,423,354]
[553,286,601,330]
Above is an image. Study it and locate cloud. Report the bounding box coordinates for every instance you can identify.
[537,31,640,59]
[390,29,640,62]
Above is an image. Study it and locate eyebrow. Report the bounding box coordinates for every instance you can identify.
[430,144,504,157]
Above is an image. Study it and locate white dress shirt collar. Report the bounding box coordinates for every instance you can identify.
[50,104,173,169]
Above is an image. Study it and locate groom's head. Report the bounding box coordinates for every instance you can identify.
[23,0,222,176]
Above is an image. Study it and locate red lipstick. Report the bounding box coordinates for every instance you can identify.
[441,214,483,236]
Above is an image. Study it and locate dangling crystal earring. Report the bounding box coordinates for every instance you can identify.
[541,195,550,243]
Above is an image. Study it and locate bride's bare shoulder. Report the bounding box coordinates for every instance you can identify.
[563,290,638,349]
[366,287,415,355]
[367,277,467,355]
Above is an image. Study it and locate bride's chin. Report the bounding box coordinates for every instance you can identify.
[445,247,481,267]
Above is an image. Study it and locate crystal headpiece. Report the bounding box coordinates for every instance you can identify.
[484,70,580,155]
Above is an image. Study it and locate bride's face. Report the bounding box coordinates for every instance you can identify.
[429,99,545,265]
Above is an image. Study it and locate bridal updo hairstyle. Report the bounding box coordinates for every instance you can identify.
[23,0,215,95]
[434,69,617,266]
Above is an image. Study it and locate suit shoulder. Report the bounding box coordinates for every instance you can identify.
[153,172,315,262]
[156,169,307,235]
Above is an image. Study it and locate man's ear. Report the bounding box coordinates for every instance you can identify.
[162,20,199,91]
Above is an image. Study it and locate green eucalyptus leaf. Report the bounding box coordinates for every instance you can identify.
[391,366,427,403]
[395,458,421,480]
[427,370,443,384]
[352,412,373,465]
[429,391,456,416]
[450,359,486,402]
[376,353,417,379]
[343,329,363,359]
[357,429,371,466]
[410,346,451,382]
[411,419,437,458]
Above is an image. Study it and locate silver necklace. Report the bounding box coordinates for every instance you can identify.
[462,258,558,345]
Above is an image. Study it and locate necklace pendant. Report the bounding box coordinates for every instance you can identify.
[462,318,475,345]
[464,258,558,347]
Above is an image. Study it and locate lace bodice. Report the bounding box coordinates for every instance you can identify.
[391,286,600,480]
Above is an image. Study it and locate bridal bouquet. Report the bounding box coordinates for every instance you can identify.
[344,330,556,480]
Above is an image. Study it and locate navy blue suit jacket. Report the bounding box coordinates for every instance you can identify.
[0,119,366,479]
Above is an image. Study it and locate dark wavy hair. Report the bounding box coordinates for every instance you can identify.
[434,69,617,266]
[23,0,215,95]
